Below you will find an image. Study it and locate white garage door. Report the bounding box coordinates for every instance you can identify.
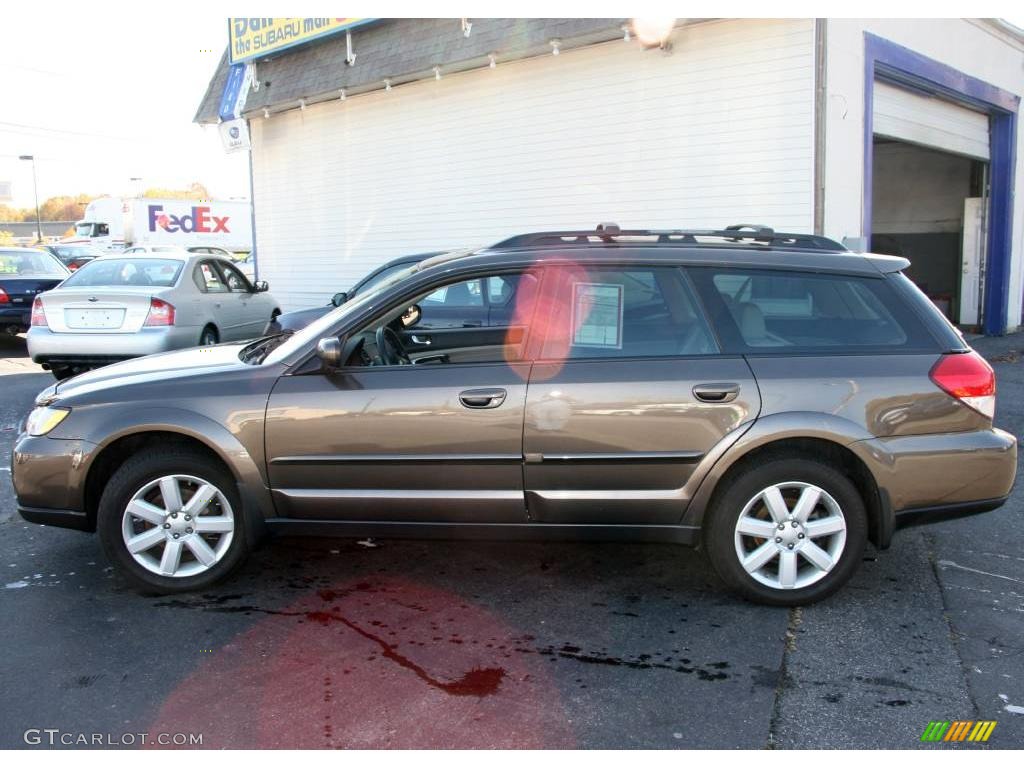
[873,81,990,161]
[251,19,816,310]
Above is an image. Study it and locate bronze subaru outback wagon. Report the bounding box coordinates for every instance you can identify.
[11,225,1017,605]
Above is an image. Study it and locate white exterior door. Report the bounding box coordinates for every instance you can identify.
[249,20,817,310]
[960,197,985,326]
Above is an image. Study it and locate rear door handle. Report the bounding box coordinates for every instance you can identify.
[410,334,432,345]
[459,388,507,409]
[693,383,740,403]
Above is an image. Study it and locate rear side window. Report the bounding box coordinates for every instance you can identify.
[690,267,938,353]
[540,266,718,359]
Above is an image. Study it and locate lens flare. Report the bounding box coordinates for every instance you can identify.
[632,18,676,47]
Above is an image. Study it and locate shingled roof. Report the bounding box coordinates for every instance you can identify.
[194,18,632,123]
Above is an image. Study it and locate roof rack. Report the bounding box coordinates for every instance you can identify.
[492,223,848,252]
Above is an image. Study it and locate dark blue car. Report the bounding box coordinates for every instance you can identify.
[0,248,70,333]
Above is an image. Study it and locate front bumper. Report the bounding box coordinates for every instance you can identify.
[26,326,199,364]
[18,505,91,531]
[11,433,98,530]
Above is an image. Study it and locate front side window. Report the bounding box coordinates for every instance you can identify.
[349,271,539,367]
[691,267,936,352]
[540,267,717,360]
[217,260,251,292]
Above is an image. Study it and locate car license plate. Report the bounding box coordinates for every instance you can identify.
[65,308,126,329]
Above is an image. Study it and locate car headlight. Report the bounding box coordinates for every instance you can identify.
[24,406,71,436]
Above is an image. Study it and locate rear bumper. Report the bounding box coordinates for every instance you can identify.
[0,306,30,329]
[858,427,1017,547]
[27,325,199,363]
[894,496,1009,531]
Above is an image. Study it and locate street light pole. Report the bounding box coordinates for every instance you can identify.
[18,155,42,244]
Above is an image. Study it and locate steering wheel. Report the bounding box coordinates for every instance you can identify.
[375,325,411,365]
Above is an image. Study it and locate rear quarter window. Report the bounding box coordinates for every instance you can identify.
[688,267,940,354]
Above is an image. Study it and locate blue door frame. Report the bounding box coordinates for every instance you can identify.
[862,33,1019,335]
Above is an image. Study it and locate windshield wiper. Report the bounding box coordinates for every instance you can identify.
[239,333,289,364]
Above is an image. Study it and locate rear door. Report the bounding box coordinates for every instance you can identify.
[523,264,760,525]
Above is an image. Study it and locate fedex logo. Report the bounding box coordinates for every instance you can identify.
[148,205,230,234]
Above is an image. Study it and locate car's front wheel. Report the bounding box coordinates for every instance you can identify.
[97,449,249,593]
[704,457,867,606]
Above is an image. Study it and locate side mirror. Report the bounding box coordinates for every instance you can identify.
[331,291,349,307]
[401,304,422,328]
[316,337,342,367]
[253,280,269,293]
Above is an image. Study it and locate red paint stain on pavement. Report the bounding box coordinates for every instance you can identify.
[147,578,573,748]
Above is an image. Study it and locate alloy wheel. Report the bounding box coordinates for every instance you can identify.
[733,481,847,590]
[121,474,235,578]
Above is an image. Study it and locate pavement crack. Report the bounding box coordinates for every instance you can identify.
[766,605,801,749]
[925,531,982,718]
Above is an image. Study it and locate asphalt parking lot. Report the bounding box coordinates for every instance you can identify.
[0,331,1022,749]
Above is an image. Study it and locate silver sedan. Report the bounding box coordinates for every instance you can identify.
[27,251,280,379]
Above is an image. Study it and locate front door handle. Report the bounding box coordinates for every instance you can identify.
[693,382,740,403]
[409,334,432,345]
[459,388,507,409]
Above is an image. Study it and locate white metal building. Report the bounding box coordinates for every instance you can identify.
[196,18,1024,334]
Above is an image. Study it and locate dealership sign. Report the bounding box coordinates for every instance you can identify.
[228,18,374,64]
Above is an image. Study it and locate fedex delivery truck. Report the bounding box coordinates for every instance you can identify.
[66,197,253,252]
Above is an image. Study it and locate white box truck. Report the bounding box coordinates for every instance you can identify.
[66,197,253,253]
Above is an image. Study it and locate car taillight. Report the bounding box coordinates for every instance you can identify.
[929,350,995,419]
[0,288,9,304]
[144,298,175,327]
[30,296,46,326]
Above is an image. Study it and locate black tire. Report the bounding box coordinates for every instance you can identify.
[703,457,867,606]
[199,325,219,346]
[96,449,249,594]
[50,364,75,381]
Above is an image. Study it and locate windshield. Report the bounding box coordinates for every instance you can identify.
[261,264,418,366]
[53,245,104,258]
[74,222,96,237]
[62,258,184,288]
[0,249,68,277]
[354,261,415,296]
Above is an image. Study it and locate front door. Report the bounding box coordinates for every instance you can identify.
[196,260,244,339]
[523,265,760,525]
[264,268,541,523]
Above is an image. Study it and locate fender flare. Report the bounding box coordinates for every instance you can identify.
[78,407,273,540]
[682,411,880,529]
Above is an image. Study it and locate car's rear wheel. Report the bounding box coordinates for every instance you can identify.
[199,325,219,346]
[97,449,249,593]
[704,457,867,606]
